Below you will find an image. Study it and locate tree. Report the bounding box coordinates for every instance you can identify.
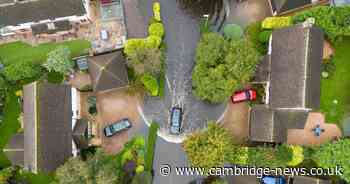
[223,24,243,41]
[3,61,42,81]
[55,157,91,184]
[0,167,15,184]
[43,46,73,74]
[313,139,350,182]
[127,47,162,76]
[55,150,120,184]
[183,122,238,169]
[192,33,260,103]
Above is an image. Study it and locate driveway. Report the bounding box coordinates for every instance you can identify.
[96,89,143,154]
[226,0,271,28]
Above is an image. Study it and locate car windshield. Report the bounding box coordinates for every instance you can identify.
[172,109,181,126]
[111,120,129,132]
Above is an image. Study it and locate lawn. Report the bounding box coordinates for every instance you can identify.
[0,40,91,65]
[320,37,350,125]
[0,90,21,169]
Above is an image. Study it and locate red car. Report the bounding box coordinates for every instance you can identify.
[231,89,257,103]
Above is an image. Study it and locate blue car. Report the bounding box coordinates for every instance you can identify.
[170,107,182,135]
[261,176,286,184]
[104,118,132,137]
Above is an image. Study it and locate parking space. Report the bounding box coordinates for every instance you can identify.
[96,89,142,154]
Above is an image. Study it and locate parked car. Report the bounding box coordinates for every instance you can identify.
[261,176,287,184]
[104,118,132,137]
[231,89,257,103]
[170,107,182,135]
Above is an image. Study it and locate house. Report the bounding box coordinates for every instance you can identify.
[249,21,324,143]
[0,0,90,37]
[268,0,329,16]
[3,82,89,173]
[88,50,129,93]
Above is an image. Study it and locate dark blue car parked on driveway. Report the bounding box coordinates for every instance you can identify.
[261,176,287,184]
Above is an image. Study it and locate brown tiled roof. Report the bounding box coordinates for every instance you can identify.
[88,51,129,92]
[23,82,72,173]
[73,119,89,149]
[0,0,85,26]
[269,24,323,109]
[270,0,312,14]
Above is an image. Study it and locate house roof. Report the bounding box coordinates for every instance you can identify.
[88,51,129,92]
[269,24,323,109]
[23,82,72,173]
[254,55,271,82]
[225,175,260,184]
[293,176,332,184]
[73,119,89,149]
[270,0,312,14]
[3,133,24,167]
[31,20,72,35]
[249,105,309,143]
[249,105,287,143]
[0,0,86,26]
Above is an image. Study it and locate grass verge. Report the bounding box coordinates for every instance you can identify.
[144,122,159,171]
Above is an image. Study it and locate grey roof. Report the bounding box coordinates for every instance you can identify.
[269,24,323,109]
[0,0,86,26]
[3,133,24,167]
[225,175,260,184]
[31,20,73,35]
[249,105,287,143]
[0,0,13,5]
[88,51,129,92]
[254,55,271,82]
[293,176,332,184]
[270,0,312,14]
[249,105,309,143]
[23,82,72,173]
[73,119,89,149]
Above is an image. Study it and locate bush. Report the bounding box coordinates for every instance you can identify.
[47,71,64,84]
[144,122,159,171]
[245,22,267,54]
[145,36,162,49]
[293,6,350,42]
[149,23,165,38]
[3,61,42,81]
[124,39,147,57]
[262,17,292,29]
[223,24,243,41]
[258,30,272,43]
[153,2,161,22]
[287,145,304,166]
[141,74,159,96]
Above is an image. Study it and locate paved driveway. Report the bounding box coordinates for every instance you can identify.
[96,89,143,154]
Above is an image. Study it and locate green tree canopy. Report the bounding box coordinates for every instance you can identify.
[3,61,42,81]
[183,122,239,169]
[43,46,73,74]
[192,33,260,103]
[55,157,90,184]
[312,139,350,182]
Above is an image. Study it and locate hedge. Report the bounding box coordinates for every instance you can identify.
[148,23,165,38]
[153,2,161,22]
[144,122,159,171]
[262,17,292,29]
[141,74,159,96]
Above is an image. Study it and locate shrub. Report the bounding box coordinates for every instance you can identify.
[287,145,304,166]
[293,6,350,42]
[223,24,243,41]
[3,61,42,81]
[144,122,159,171]
[47,71,64,84]
[145,36,162,49]
[124,39,147,57]
[141,74,159,96]
[245,22,267,54]
[258,30,272,43]
[135,165,144,174]
[43,46,73,75]
[262,17,292,29]
[153,2,161,22]
[149,23,165,38]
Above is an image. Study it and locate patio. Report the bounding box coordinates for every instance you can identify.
[287,112,342,145]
